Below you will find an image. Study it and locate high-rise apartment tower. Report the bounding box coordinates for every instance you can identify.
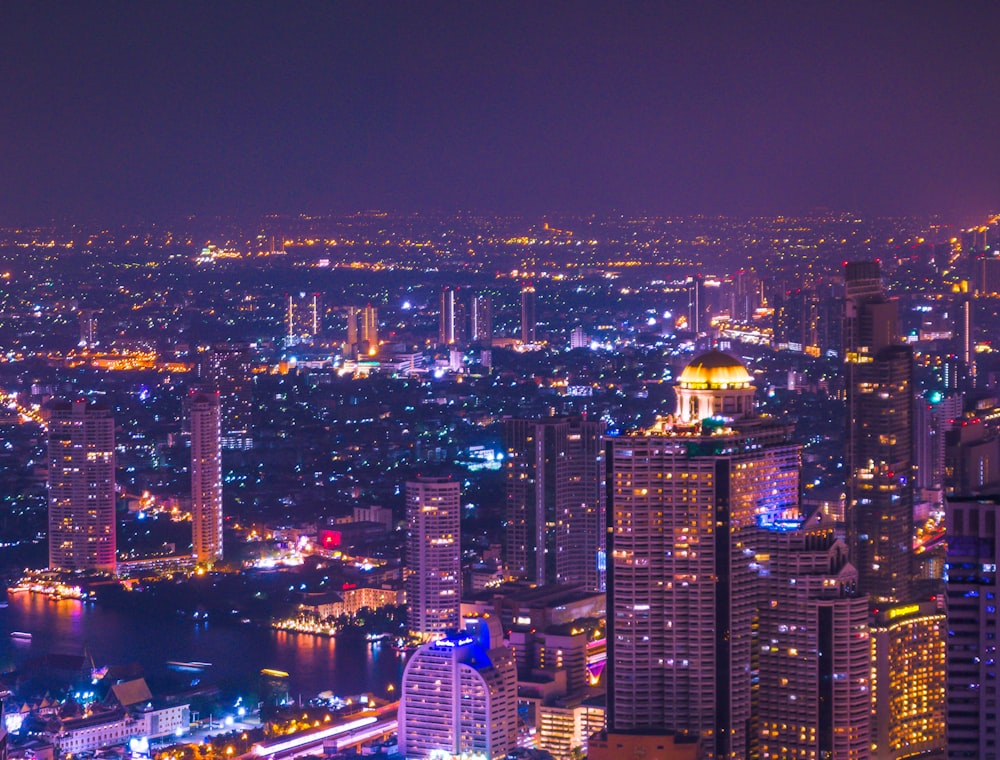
[606,350,800,759]
[47,399,117,572]
[406,476,461,639]
[843,261,914,605]
[190,390,223,565]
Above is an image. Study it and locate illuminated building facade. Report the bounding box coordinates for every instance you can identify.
[406,476,461,639]
[47,399,117,572]
[285,292,321,346]
[975,253,1000,296]
[439,287,467,346]
[503,416,606,590]
[346,304,379,357]
[197,343,253,450]
[470,292,492,345]
[943,398,1000,497]
[954,280,976,386]
[398,619,517,760]
[360,304,378,355]
[945,496,1000,760]
[773,287,820,355]
[190,391,223,565]
[843,261,914,605]
[521,284,536,344]
[78,308,98,349]
[755,512,870,760]
[606,350,799,760]
[536,699,605,760]
[870,602,946,760]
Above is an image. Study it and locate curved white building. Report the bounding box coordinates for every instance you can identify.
[399,623,517,760]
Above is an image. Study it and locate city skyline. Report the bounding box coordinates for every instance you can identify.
[2,2,1000,756]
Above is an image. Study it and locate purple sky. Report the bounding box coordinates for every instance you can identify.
[2,1,998,222]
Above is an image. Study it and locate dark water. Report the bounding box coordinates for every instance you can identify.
[0,593,404,701]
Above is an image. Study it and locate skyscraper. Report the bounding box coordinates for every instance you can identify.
[346,304,379,357]
[190,390,223,566]
[197,343,253,450]
[406,476,461,640]
[755,513,870,760]
[945,496,1000,760]
[773,288,820,355]
[953,280,976,387]
[470,292,492,345]
[78,308,98,349]
[398,617,517,760]
[843,261,914,605]
[346,306,359,351]
[870,602,946,760]
[606,350,800,759]
[360,304,378,356]
[503,416,606,590]
[520,284,536,344]
[47,399,116,572]
[285,292,321,346]
[439,287,467,346]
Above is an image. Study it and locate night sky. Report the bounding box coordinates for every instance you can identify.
[2,1,999,223]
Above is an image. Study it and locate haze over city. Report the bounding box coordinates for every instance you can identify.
[1,4,1000,760]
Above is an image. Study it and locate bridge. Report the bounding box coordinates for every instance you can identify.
[250,703,398,759]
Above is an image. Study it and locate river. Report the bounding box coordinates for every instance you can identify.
[0,593,405,702]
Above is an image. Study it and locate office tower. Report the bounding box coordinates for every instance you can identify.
[870,602,946,760]
[944,395,1000,497]
[439,287,467,346]
[346,306,359,349]
[914,393,962,495]
[570,325,588,349]
[285,292,321,346]
[345,304,380,356]
[815,277,844,358]
[945,496,1000,760]
[773,288,820,355]
[521,284,537,344]
[686,275,713,336]
[726,268,759,324]
[78,308,98,349]
[503,416,606,590]
[406,476,461,640]
[470,292,492,345]
[398,617,517,760]
[198,343,253,450]
[976,253,1000,296]
[440,287,457,345]
[47,399,117,572]
[360,304,378,356]
[953,280,976,386]
[844,261,914,605]
[189,391,223,566]
[536,700,605,760]
[606,350,800,760]
[755,513,870,760]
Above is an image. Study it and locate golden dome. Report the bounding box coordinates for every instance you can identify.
[677,350,753,389]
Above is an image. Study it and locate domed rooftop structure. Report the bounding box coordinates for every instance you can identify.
[677,350,753,389]
[675,350,756,423]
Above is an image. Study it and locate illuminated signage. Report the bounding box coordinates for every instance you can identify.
[887,604,921,620]
[434,636,474,648]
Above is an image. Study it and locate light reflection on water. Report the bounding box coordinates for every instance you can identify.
[0,594,404,700]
